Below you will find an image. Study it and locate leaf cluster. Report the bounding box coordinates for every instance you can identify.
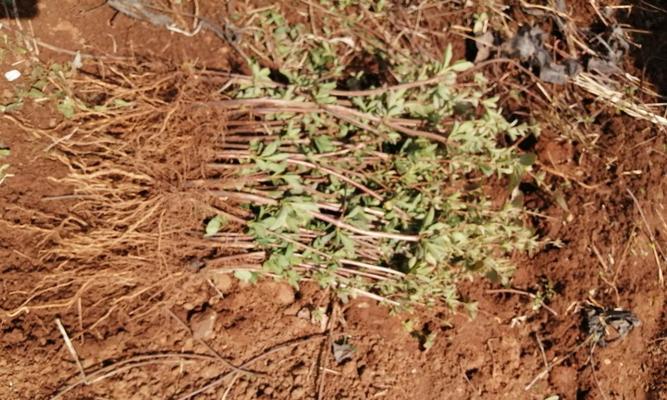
[207,9,539,308]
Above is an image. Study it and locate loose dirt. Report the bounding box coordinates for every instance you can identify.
[1,1,665,400]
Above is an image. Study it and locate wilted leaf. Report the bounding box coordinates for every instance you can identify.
[473,31,494,63]
[72,51,83,70]
[464,301,478,319]
[423,332,437,350]
[113,98,132,108]
[554,191,569,212]
[57,97,76,118]
[26,88,46,99]
[332,340,355,364]
[539,63,568,85]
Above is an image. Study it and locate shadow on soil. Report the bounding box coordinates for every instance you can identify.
[625,1,667,98]
[0,0,38,19]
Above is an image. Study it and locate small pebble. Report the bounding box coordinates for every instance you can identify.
[4,70,21,82]
[283,303,301,316]
[356,301,370,309]
[359,366,372,383]
[210,273,234,292]
[342,361,357,376]
[190,309,218,340]
[291,363,308,376]
[290,386,305,399]
[274,283,296,305]
[296,307,311,320]
[182,338,194,352]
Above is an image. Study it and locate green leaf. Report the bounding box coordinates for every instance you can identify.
[507,170,521,190]
[224,11,541,309]
[268,206,290,230]
[57,97,76,118]
[265,152,290,162]
[285,269,301,288]
[26,88,46,99]
[336,231,356,255]
[449,60,473,72]
[234,270,257,283]
[250,61,271,81]
[313,135,335,153]
[261,140,281,157]
[519,152,537,166]
[442,44,453,69]
[256,159,286,174]
[314,82,337,104]
[282,174,304,193]
[422,207,435,230]
[486,269,500,283]
[204,215,227,237]
[402,319,416,332]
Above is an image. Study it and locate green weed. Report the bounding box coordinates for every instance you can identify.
[206,8,539,309]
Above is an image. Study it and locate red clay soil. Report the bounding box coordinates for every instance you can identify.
[1,1,666,400]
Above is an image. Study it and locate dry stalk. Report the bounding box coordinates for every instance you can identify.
[573,73,667,128]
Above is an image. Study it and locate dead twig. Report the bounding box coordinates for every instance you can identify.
[535,333,548,369]
[55,318,88,384]
[537,162,604,190]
